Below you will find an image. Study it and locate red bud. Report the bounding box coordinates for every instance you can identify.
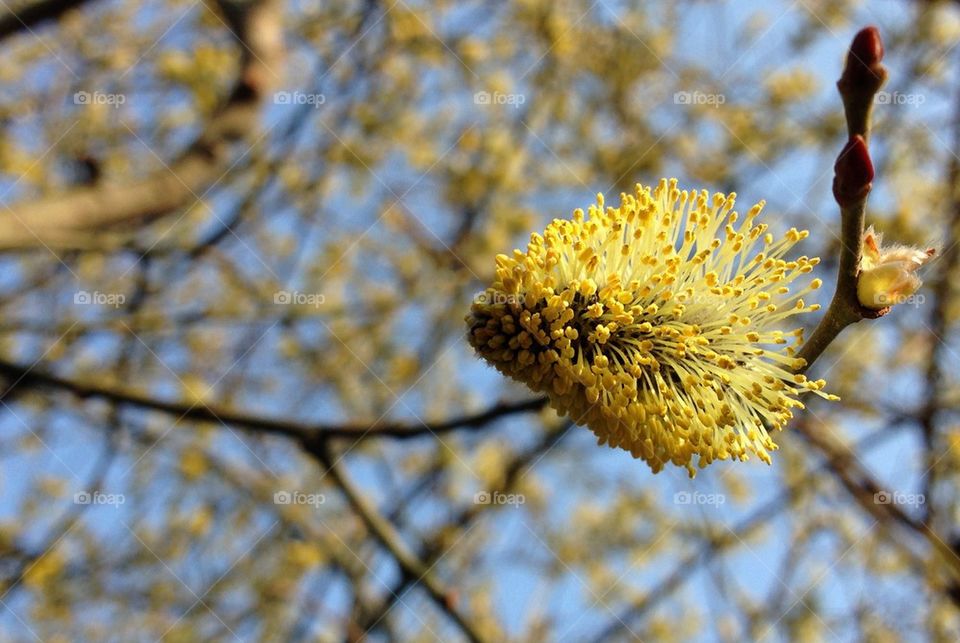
[850,26,883,68]
[833,135,874,206]
[840,26,887,90]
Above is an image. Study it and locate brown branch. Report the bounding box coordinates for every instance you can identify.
[0,355,547,441]
[796,27,889,372]
[0,0,284,252]
[311,441,489,643]
[595,421,925,642]
[917,60,960,525]
[794,418,960,584]
[787,25,960,605]
[0,0,96,40]
[354,423,570,637]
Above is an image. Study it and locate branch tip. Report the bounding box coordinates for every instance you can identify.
[840,25,887,91]
[850,26,884,68]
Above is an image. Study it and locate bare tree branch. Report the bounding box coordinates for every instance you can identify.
[797,27,890,370]
[0,0,284,252]
[0,355,547,440]
[312,441,489,643]
[0,0,97,40]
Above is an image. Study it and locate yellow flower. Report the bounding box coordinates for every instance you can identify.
[857,226,935,309]
[467,179,834,476]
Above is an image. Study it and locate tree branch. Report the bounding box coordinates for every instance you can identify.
[311,441,489,643]
[796,26,889,372]
[595,421,924,642]
[0,0,284,252]
[0,0,97,40]
[0,355,547,441]
[917,52,960,525]
[354,423,570,638]
[795,417,960,584]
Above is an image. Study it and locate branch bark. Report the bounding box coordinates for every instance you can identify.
[791,22,960,596]
[796,27,889,371]
[0,0,96,40]
[0,0,284,252]
[917,56,960,525]
[312,441,489,643]
[595,421,926,642]
[0,355,547,441]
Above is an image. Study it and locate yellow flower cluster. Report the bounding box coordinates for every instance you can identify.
[467,179,835,476]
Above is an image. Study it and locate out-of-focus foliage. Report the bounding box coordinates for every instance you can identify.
[1,0,959,641]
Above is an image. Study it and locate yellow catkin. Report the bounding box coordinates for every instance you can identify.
[466,179,832,477]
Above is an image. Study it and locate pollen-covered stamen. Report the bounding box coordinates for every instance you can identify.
[467,179,835,477]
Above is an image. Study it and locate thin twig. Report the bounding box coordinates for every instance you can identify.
[796,27,889,372]
[594,420,920,643]
[791,22,960,591]
[311,441,489,643]
[0,356,547,442]
[356,423,571,637]
[917,60,960,525]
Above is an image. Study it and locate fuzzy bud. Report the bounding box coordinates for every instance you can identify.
[857,226,936,309]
